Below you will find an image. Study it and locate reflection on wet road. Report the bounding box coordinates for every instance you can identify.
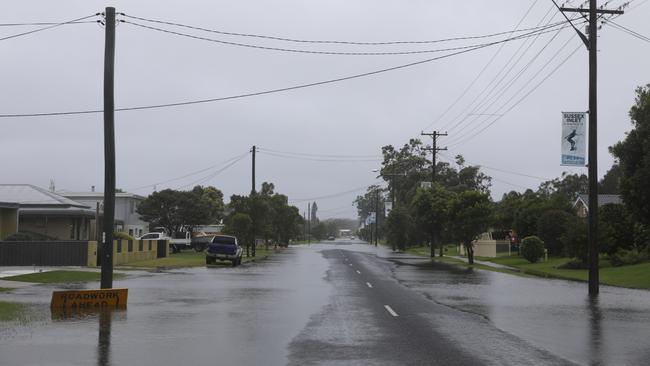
[385,251,650,366]
[1,241,650,365]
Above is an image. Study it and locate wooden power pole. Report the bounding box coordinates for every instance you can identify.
[558,1,623,296]
[421,130,447,258]
[101,7,116,289]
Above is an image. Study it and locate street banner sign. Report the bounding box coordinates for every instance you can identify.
[385,202,393,215]
[51,288,128,310]
[561,112,587,166]
[366,212,376,224]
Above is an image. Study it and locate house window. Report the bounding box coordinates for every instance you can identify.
[128,228,133,237]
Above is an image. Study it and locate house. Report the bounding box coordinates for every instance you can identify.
[573,194,623,218]
[59,191,149,238]
[0,184,95,240]
[0,202,19,240]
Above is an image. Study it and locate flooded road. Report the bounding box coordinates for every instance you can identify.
[389,255,650,366]
[1,241,649,365]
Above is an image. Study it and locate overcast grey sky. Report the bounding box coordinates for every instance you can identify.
[2,0,648,219]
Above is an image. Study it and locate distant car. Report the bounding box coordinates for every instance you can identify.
[327,236,335,241]
[350,236,355,240]
[205,235,243,266]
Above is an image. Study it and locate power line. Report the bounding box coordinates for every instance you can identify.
[122,12,568,46]
[447,22,577,140]
[257,147,379,158]
[439,152,551,180]
[260,152,380,162]
[175,153,249,190]
[433,3,561,133]
[439,4,565,134]
[606,19,650,42]
[126,151,250,191]
[448,42,582,147]
[0,14,99,42]
[290,181,382,202]
[0,24,568,119]
[121,18,569,56]
[0,21,98,27]
[421,0,542,131]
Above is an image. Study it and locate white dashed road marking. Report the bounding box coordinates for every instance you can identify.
[366,282,373,288]
[384,305,399,317]
[356,270,361,274]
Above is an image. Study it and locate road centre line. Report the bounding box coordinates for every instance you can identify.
[356,270,361,274]
[366,282,373,288]
[384,305,399,317]
[349,263,353,266]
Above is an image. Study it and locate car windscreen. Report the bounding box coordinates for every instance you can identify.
[211,236,236,245]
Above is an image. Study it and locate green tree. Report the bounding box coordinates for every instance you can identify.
[410,184,453,256]
[598,203,634,256]
[136,189,183,235]
[385,206,412,251]
[611,84,650,228]
[449,190,492,264]
[537,209,574,256]
[224,213,253,256]
[599,164,622,194]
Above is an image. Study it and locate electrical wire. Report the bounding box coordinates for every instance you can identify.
[0,21,98,27]
[421,0,542,131]
[257,147,380,159]
[290,181,382,202]
[121,19,569,56]
[260,152,381,162]
[448,42,582,147]
[127,151,250,191]
[606,19,650,42]
[0,23,569,119]
[0,14,99,42]
[437,3,563,133]
[122,13,568,46]
[447,23,577,139]
[175,153,249,190]
[439,152,551,180]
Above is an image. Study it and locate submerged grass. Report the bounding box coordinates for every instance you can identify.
[2,270,124,284]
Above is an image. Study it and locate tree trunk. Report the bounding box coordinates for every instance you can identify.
[467,247,474,264]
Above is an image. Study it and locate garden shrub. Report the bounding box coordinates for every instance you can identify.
[521,235,545,263]
[610,248,644,267]
[113,232,135,241]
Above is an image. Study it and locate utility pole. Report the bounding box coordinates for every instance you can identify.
[374,188,379,247]
[558,1,623,296]
[421,131,448,258]
[250,145,257,257]
[100,7,116,290]
[421,131,448,183]
[251,145,256,194]
[307,203,311,245]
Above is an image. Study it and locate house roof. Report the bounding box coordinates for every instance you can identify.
[574,194,623,210]
[0,201,19,209]
[0,184,95,217]
[59,191,146,200]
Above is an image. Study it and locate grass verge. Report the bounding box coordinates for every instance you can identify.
[2,270,124,284]
[0,301,25,321]
[0,288,14,293]
[121,246,273,269]
[401,245,650,289]
[472,255,650,289]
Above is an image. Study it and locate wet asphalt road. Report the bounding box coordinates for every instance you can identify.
[2,240,650,365]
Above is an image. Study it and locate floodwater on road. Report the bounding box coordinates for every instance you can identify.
[389,256,650,366]
[0,248,331,366]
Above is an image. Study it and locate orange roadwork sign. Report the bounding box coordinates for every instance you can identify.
[50,288,128,309]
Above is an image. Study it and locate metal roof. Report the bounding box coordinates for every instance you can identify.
[0,184,92,209]
[59,191,146,200]
[575,194,623,209]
